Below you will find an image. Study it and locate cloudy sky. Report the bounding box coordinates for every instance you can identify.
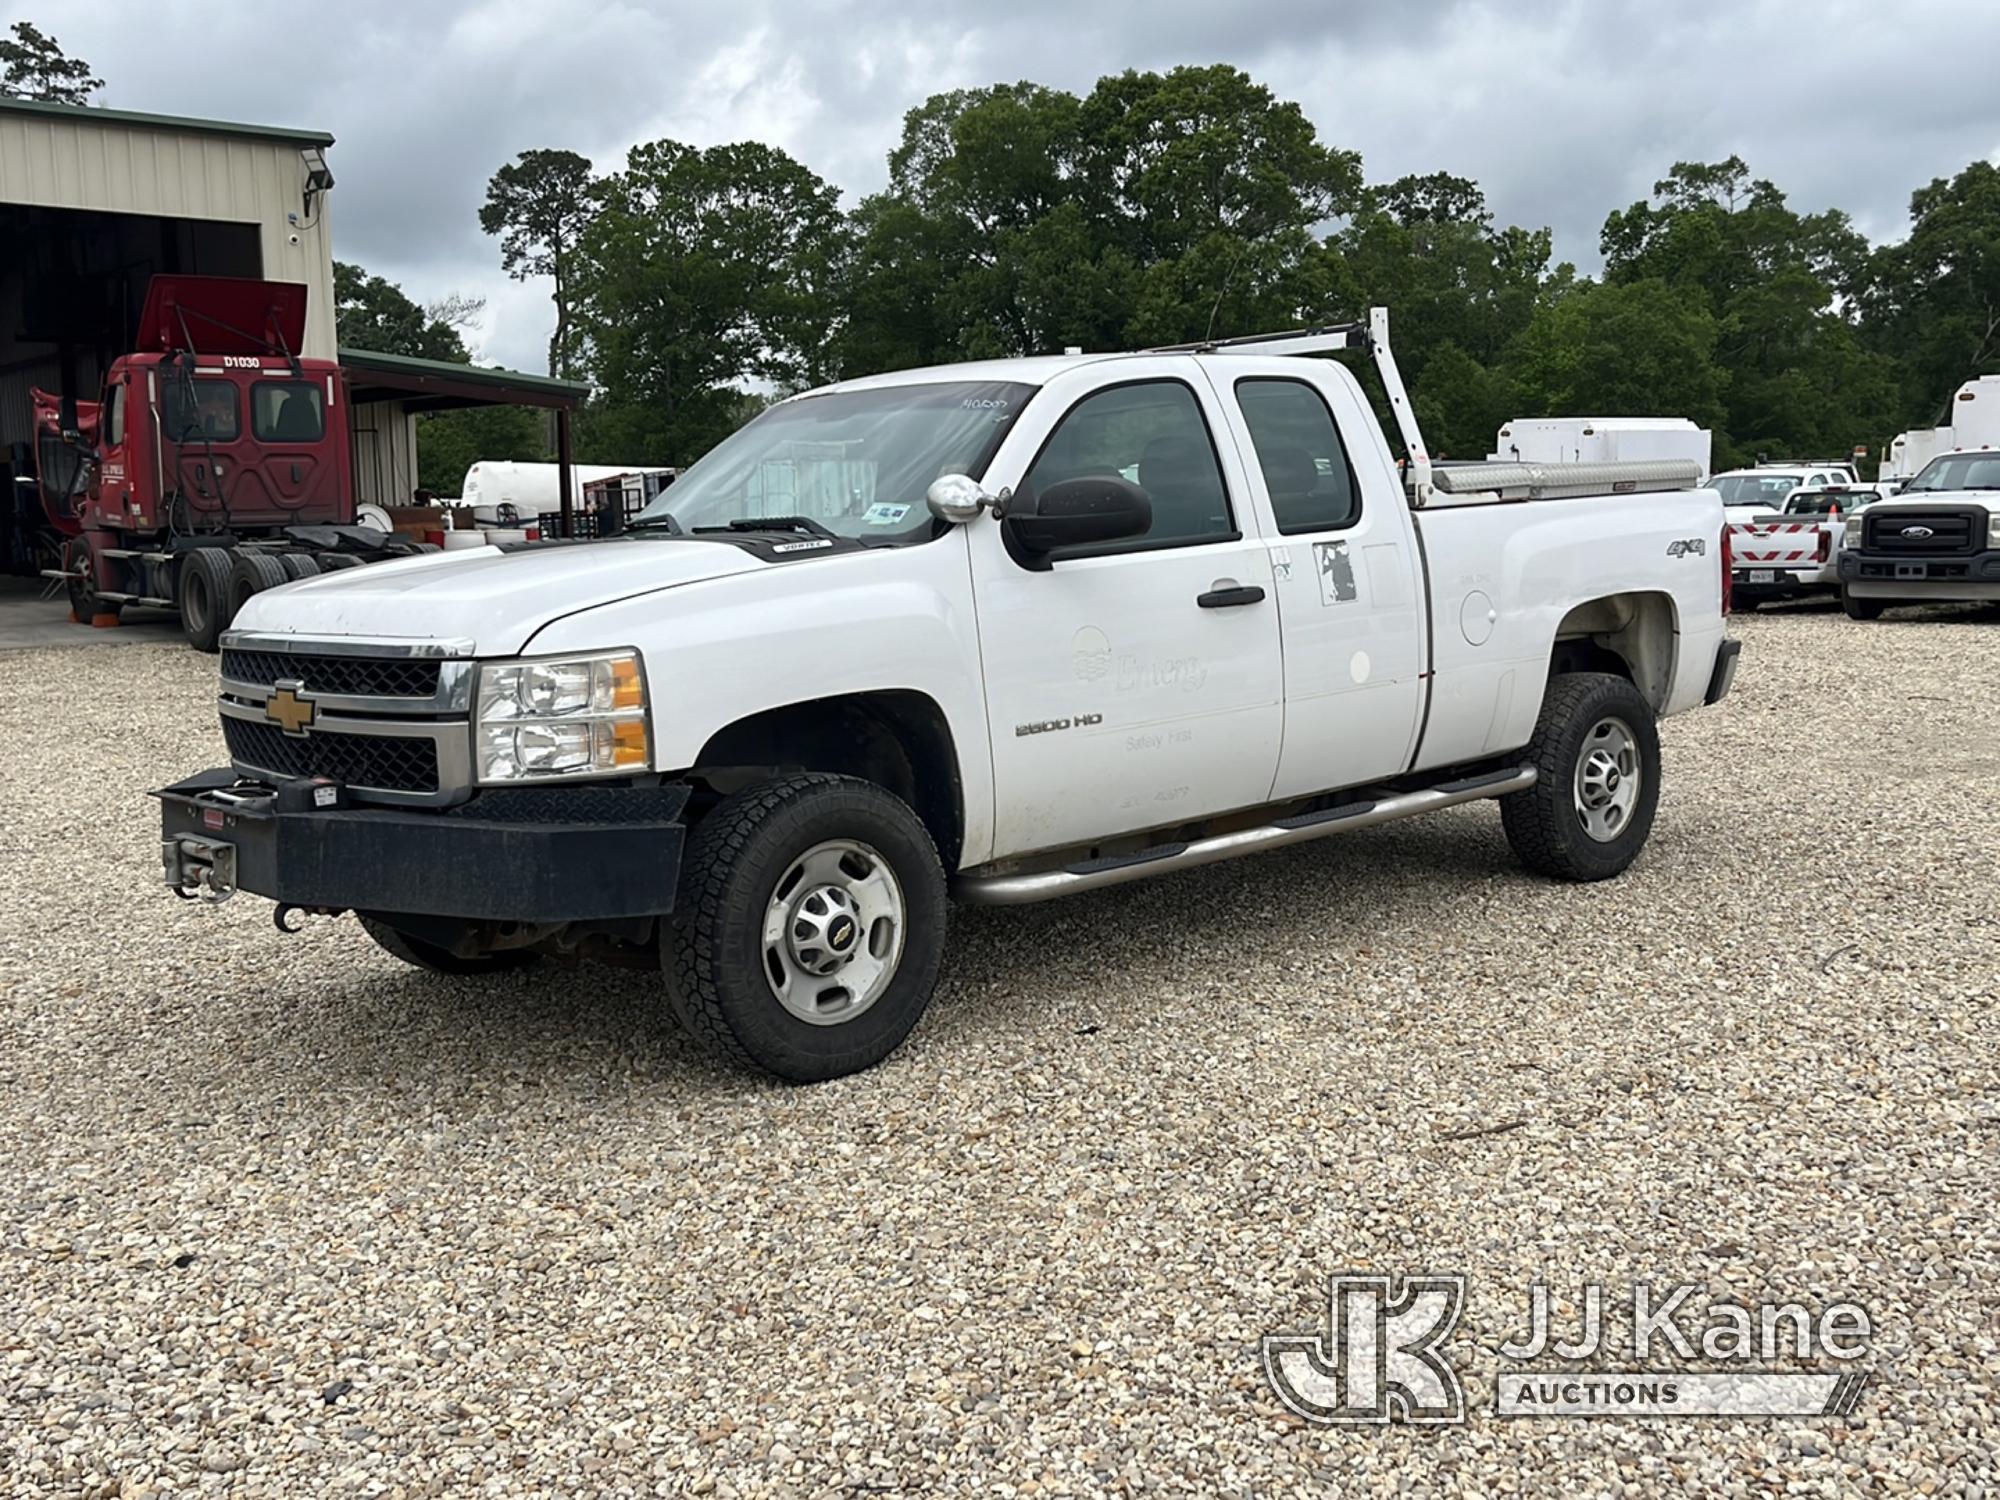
[35,0,2000,374]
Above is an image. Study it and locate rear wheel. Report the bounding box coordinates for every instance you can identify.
[1841,588,1885,621]
[278,552,322,581]
[357,916,542,975]
[177,548,233,652]
[1502,672,1661,882]
[226,550,289,618]
[663,773,947,1082]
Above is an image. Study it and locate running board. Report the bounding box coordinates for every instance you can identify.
[954,766,1537,906]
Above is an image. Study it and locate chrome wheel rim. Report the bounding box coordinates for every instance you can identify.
[1573,716,1640,843]
[761,839,906,1026]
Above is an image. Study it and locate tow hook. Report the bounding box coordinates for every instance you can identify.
[274,904,349,934]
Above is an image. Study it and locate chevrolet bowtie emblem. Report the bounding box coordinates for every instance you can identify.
[266,683,316,736]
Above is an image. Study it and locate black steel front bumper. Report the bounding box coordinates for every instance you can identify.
[155,770,689,923]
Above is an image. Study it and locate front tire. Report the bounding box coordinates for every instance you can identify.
[663,773,947,1082]
[357,915,541,975]
[1841,588,1885,621]
[1502,672,1661,882]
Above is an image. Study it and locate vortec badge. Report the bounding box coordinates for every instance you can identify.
[265,682,317,737]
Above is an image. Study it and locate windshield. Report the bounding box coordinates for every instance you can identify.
[632,381,1037,541]
[1905,452,2000,491]
[1712,473,1802,505]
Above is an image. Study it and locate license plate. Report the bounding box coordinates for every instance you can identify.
[1748,569,1775,583]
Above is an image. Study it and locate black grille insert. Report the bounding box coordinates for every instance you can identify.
[222,717,440,793]
[221,650,443,699]
[1864,509,1980,555]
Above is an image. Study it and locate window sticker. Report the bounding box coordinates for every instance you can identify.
[863,502,913,526]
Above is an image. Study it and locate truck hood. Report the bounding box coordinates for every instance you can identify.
[229,538,767,656]
[1865,489,1997,511]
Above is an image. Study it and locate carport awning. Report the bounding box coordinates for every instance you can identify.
[340,347,591,412]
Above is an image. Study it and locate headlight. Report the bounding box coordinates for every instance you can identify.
[1989,510,2000,548]
[1842,515,1864,550]
[476,650,650,782]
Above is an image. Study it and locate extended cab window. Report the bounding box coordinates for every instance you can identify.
[1234,378,1358,533]
[253,381,327,442]
[1022,380,1232,547]
[162,378,240,442]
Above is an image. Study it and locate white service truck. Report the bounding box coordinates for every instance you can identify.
[157,311,1740,1081]
[1835,447,2000,618]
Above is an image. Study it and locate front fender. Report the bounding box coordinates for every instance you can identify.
[520,536,998,866]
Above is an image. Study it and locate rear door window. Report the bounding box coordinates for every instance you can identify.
[1233,377,1359,533]
[252,381,327,442]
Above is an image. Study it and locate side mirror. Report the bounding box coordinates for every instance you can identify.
[926,473,997,523]
[1004,476,1152,554]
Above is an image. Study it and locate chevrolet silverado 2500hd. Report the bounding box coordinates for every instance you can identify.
[157,311,1740,1081]
[1836,448,2000,618]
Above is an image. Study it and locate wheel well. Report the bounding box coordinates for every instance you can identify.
[688,691,964,868]
[1550,591,1677,709]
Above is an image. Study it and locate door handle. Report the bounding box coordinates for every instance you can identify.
[1197,584,1266,609]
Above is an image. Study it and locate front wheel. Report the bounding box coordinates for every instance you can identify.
[663,773,947,1082]
[1502,673,1662,882]
[1841,588,1886,621]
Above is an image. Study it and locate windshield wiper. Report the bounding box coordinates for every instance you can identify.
[693,515,838,540]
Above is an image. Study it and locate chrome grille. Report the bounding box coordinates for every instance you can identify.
[221,650,441,699]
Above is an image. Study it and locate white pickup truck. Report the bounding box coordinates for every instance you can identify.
[157,311,1740,1081]
[1727,483,1887,606]
[1836,448,2000,618]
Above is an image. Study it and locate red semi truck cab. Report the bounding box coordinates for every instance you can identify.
[66,275,350,533]
[37,275,425,650]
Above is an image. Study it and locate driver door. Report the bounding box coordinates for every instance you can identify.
[968,365,1284,859]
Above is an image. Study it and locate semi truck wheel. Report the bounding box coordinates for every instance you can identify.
[60,538,119,625]
[1841,588,1885,621]
[357,916,542,975]
[1501,672,1661,883]
[226,551,289,617]
[177,549,234,652]
[663,773,947,1082]
[278,553,322,581]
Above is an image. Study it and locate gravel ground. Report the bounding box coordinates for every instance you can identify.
[1,599,1997,1498]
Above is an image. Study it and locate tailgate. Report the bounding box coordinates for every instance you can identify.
[1730,517,1832,576]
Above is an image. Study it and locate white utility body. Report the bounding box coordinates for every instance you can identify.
[1490,417,1712,479]
[166,309,1741,1081]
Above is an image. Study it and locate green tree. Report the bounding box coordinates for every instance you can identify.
[479,149,596,378]
[416,405,546,495]
[0,21,101,104]
[836,65,1360,366]
[570,139,848,464]
[1862,160,2000,426]
[332,262,475,362]
[1505,278,1727,438]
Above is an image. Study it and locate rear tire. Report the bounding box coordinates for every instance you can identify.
[177,548,233,652]
[663,773,947,1082]
[1502,673,1661,882]
[226,550,289,618]
[357,915,542,975]
[278,553,322,581]
[1841,588,1885,621]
